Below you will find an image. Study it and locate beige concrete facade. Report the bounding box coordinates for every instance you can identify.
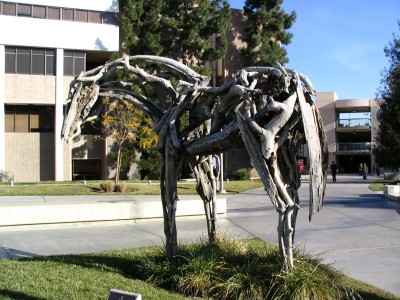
[0,0,119,182]
[316,92,380,174]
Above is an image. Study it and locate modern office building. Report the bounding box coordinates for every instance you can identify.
[0,0,119,182]
[316,92,379,174]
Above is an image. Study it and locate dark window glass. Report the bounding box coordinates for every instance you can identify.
[75,52,85,58]
[32,5,46,18]
[62,8,73,21]
[75,9,87,22]
[47,7,60,20]
[18,4,31,17]
[5,105,55,133]
[64,56,73,76]
[46,53,55,75]
[75,57,85,74]
[64,51,86,76]
[5,47,55,75]
[5,47,16,73]
[16,48,31,74]
[32,52,45,75]
[88,11,101,23]
[3,2,16,15]
[102,12,117,25]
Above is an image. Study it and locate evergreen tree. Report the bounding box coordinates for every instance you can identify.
[119,0,230,68]
[242,0,296,66]
[119,0,163,56]
[373,22,400,170]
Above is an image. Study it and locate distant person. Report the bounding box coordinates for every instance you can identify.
[373,163,377,175]
[361,163,368,180]
[212,154,220,178]
[330,161,337,182]
[359,163,363,176]
[376,164,380,176]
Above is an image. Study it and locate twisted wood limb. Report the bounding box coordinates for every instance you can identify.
[190,155,217,243]
[237,110,299,270]
[160,135,184,259]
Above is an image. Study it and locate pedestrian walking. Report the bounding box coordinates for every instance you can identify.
[330,160,337,182]
[361,163,368,180]
[212,154,220,178]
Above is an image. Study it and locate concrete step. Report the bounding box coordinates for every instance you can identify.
[0,195,226,226]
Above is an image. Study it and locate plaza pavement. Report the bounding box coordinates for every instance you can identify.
[0,174,399,297]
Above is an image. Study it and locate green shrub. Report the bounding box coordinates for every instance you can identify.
[0,170,14,182]
[233,168,251,180]
[99,181,113,192]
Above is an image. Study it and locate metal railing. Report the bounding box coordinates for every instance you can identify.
[337,118,371,128]
[336,142,371,152]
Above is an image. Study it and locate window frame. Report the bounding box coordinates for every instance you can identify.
[5,46,56,76]
[0,1,118,25]
[5,105,55,133]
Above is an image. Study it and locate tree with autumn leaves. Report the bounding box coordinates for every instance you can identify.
[96,99,158,184]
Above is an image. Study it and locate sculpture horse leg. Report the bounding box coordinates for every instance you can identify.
[189,155,217,243]
[160,135,184,259]
[237,111,298,270]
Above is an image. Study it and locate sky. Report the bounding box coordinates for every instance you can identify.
[228,0,400,99]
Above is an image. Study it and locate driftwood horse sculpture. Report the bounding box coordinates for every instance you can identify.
[62,55,328,270]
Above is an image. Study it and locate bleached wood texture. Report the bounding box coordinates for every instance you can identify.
[62,55,328,269]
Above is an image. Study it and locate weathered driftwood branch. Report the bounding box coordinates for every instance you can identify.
[62,55,328,270]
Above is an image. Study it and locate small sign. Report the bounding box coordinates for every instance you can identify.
[298,159,304,171]
[107,289,142,300]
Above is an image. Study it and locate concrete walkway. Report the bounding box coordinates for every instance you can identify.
[0,174,399,297]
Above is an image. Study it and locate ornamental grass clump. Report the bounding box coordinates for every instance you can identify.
[99,181,113,192]
[143,236,361,300]
[114,182,126,192]
[267,252,362,300]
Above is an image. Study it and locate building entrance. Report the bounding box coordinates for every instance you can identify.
[336,154,371,174]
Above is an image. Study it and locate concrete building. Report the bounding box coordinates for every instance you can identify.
[316,92,379,174]
[0,0,119,182]
[0,4,380,182]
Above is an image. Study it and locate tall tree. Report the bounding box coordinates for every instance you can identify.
[119,0,164,56]
[373,22,400,170]
[119,0,231,69]
[242,0,296,66]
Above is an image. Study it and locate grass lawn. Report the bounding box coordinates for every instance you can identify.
[0,180,264,196]
[0,238,398,300]
[0,179,397,299]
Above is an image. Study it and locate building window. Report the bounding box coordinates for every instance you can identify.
[0,2,118,25]
[61,8,73,21]
[89,11,101,23]
[64,51,86,76]
[32,5,46,18]
[75,9,88,22]
[5,105,54,133]
[17,3,31,17]
[47,7,60,20]
[102,12,117,24]
[2,2,16,15]
[5,47,56,75]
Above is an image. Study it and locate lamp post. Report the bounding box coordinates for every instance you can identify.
[218,153,226,193]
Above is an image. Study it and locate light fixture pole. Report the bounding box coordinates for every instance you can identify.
[218,152,226,193]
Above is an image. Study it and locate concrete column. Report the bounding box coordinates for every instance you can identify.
[55,48,64,181]
[0,45,5,171]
